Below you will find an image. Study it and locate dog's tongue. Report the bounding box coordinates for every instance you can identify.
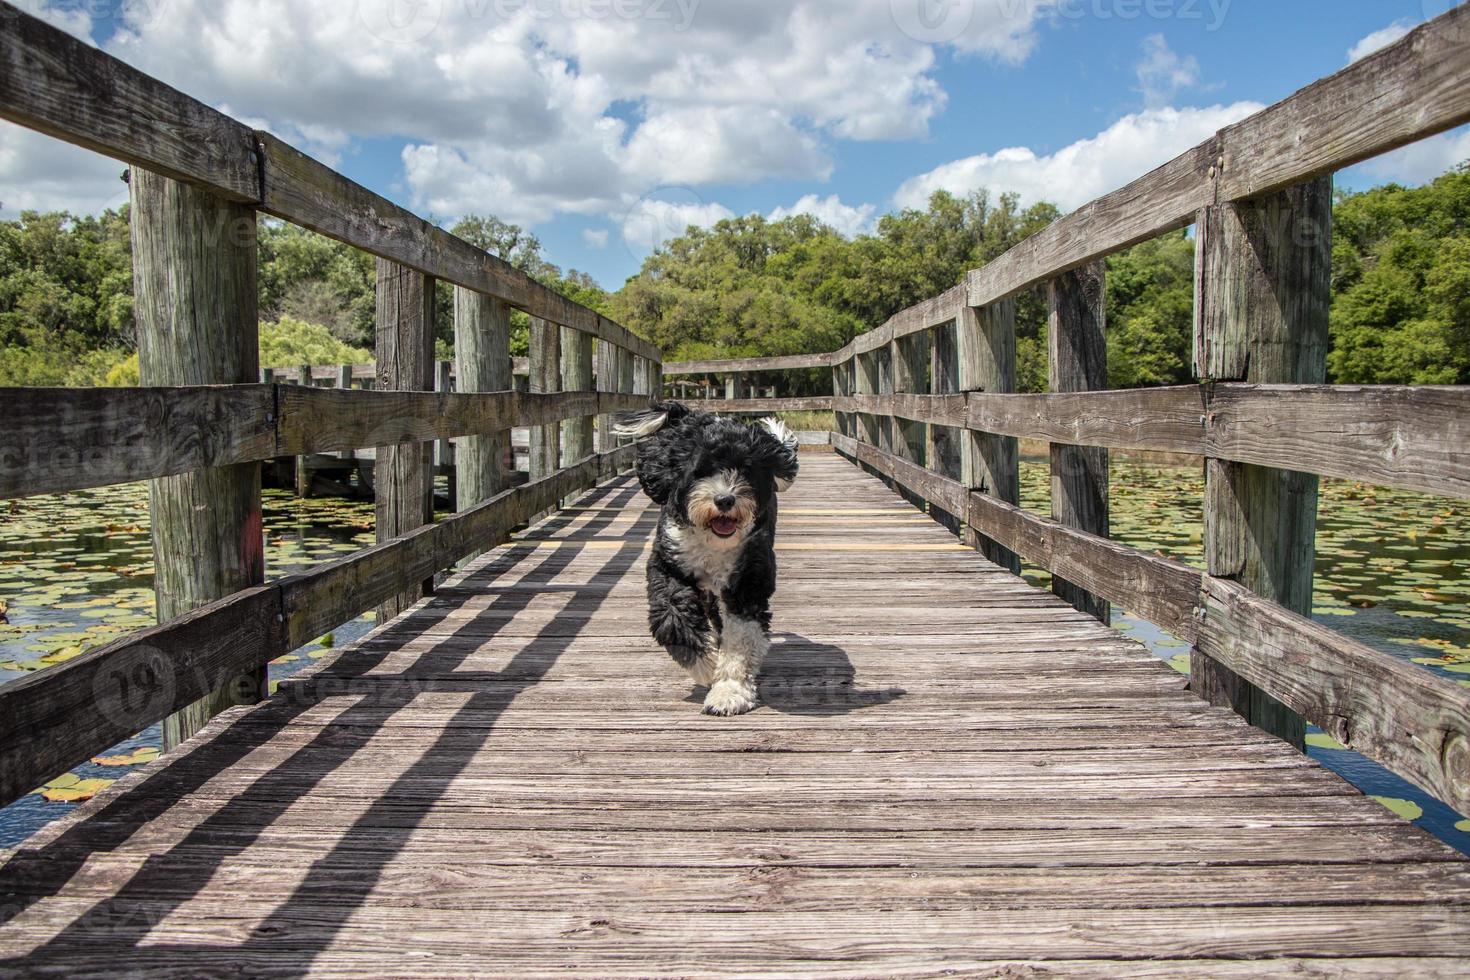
[709,516,739,537]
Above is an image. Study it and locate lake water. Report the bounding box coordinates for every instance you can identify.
[2,459,1468,853]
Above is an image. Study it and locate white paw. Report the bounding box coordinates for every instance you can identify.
[683,656,717,688]
[703,680,759,716]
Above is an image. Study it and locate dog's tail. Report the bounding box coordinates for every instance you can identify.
[613,400,690,440]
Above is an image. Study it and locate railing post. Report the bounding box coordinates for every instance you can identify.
[454,289,511,519]
[435,359,454,510]
[374,259,437,621]
[1048,260,1110,623]
[724,371,745,402]
[854,350,879,460]
[336,364,356,465]
[1191,177,1332,750]
[295,362,313,498]
[618,346,635,441]
[529,316,561,479]
[562,327,594,464]
[596,339,617,452]
[876,345,894,458]
[928,322,963,533]
[891,332,928,507]
[831,357,849,439]
[959,301,1021,572]
[130,166,264,752]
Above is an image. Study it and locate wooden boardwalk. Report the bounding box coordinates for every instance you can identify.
[3,454,1470,977]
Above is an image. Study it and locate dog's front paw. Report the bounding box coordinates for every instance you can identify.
[702,680,759,716]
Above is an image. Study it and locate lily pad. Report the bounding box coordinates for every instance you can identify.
[92,746,160,767]
[1370,796,1424,821]
[1306,733,1347,751]
[37,775,114,803]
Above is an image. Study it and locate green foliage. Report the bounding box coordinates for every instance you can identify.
[259,316,372,368]
[0,208,133,386]
[1328,166,1470,384]
[1105,230,1196,390]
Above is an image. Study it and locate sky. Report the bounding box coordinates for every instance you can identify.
[2,0,1467,290]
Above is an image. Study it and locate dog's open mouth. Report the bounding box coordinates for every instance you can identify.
[707,516,740,538]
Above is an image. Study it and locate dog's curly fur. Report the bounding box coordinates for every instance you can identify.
[615,401,799,715]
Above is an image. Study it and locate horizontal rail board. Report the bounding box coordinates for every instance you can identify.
[836,385,1470,498]
[0,6,260,202]
[831,433,1470,813]
[663,353,833,375]
[0,586,285,809]
[299,359,531,383]
[1198,577,1470,815]
[0,443,638,809]
[679,397,835,414]
[2,386,649,498]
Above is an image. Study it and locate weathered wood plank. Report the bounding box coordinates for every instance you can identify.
[1197,576,1470,815]
[0,586,284,809]
[528,317,561,480]
[0,3,259,202]
[681,396,834,414]
[0,385,275,498]
[663,353,832,374]
[454,288,513,515]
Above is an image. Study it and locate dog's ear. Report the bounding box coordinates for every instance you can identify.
[633,432,691,505]
[613,400,690,440]
[756,417,799,491]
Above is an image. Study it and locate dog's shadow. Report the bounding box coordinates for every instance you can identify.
[683,632,905,716]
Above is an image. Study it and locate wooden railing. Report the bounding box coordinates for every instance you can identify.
[0,4,659,808]
[668,10,1470,816]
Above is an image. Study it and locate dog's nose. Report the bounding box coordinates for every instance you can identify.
[714,494,737,512]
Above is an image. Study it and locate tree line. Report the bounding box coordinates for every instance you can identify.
[1,165,1466,390]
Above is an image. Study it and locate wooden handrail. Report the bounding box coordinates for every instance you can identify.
[663,353,834,375]
[1,386,650,499]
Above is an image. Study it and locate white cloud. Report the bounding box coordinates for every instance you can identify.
[0,0,1054,228]
[1347,21,1413,63]
[1348,126,1470,186]
[621,196,734,252]
[769,193,876,237]
[1135,34,1199,108]
[0,122,130,218]
[582,227,610,249]
[893,102,1264,213]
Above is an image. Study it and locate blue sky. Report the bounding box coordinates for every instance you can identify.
[2,0,1466,290]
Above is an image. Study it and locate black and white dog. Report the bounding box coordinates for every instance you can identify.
[615,401,799,715]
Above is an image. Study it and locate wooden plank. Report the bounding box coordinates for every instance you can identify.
[0,2,259,202]
[0,586,284,809]
[1197,576,1470,815]
[130,166,266,751]
[687,396,834,413]
[663,353,832,374]
[0,385,275,499]
[1205,384,1470,499]
[832,432,968,518]
[373,259,436,621]
[1048,260,1110,624]
[255,134,658,362]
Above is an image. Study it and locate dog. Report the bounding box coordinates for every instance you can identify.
[614,401,799,715]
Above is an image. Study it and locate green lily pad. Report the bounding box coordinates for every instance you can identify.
[1306,733,1347,751]
[1370,796,1424,821]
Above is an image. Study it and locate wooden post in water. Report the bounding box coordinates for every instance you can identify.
[294,363,313,498]
[595,339,617,452]
[130,166,264,751]
[453,289,511,531]
[1190,177,1332,750]
[1048,261,1110,623]
[336,364,356,465]
[374,258,436,621]
[562,327,594,465]
[891,332,928,508]
[928,322,963,533]
[529,316,561,479]
[960,300,1021,572]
